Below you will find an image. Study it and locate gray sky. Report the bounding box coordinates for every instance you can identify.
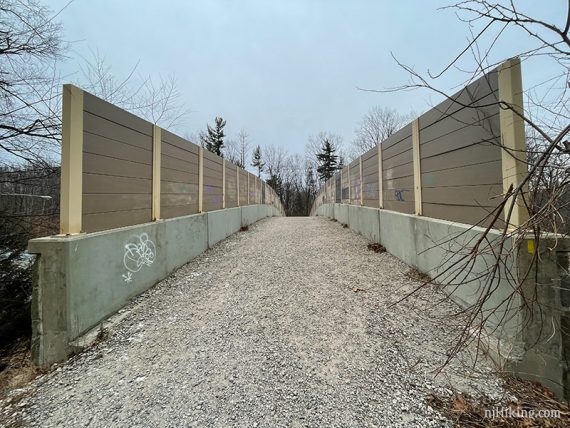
[52,0,566,155]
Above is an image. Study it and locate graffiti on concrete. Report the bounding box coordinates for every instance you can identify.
[122,233,156,283]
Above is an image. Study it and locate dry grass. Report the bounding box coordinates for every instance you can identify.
[240,225,249,232]
[0,339,41,400]
[367,243,386,253]
[406,268,432,283]
[427,377,570,427]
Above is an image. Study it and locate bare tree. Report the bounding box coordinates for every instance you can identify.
[78,50,189,131]
[237,129,250,169]
[351,106,412,156]
[0,0,65,350]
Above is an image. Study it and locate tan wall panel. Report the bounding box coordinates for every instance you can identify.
[421,142,501,174]
[83,132,152,165]
[83,152,152,179]
[162,154,198,174]
[161,181,198,195]
[383,200,414,214]
[83,209,152,233]
[203,149,223,165]
[161,168,199,185]
[161,129,199,154]
[83,193,151,215]
[161,142,199,165]
[83,173,151,194]
[380,124,412,151]
[161,203,199,219]
[421,160,502,188]
[83,113,152,152]
[83,92,153,137]
[423,184,502,207]
[420,116,501,159]
[423,203,503,228]
[419,70,498,132]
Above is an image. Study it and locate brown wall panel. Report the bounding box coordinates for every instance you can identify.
[422,184,502,207]
[83,132,152,165]
[83,113,152,152]
[83,93,153,137]
[423,203,503,228]
[421,142,501,174]
[225,163,238,208]
[83,152,152,179]
[83,194,151,214]
[83,209,152,233]
[421,160,502,188]
[83,173,150,195]
[161,203,198,219]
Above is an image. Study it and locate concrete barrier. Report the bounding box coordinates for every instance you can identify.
[29,205,279,366]
[315,203,570,399]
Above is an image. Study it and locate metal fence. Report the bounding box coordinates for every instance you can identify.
[60,85,283,234]
[311,58,528,229]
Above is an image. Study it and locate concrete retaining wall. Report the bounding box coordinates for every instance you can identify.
[315,203,570,399]
[29,205,279,366]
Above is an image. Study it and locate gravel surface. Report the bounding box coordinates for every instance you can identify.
[2,216,505,427]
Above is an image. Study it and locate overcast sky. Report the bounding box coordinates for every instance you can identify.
[51,0,566,156]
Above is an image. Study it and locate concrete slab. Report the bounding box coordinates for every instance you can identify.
[208,207,242,247]
[348,206,380,243]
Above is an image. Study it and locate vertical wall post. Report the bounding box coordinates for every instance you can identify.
[359,156,363,205]
[378,143,383,208]
[236,166,240,207]
[412,118,423,216]
[348,163,351,203]
[60,84,84,235]
[340,169,343,203]
[498,57,529,229]
[152,125,161,220]
[222,159,226,209]
[247,173,250,205]
[198,147,204,212]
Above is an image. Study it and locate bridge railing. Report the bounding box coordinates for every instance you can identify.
[311,58,527,230]
[61,84,283,235]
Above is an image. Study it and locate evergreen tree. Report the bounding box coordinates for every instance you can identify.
[316,139,339,181]
[251,145,265,177]
[204,117,226,156]
[267,173,283,199]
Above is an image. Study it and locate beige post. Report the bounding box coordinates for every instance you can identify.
[412,118,423,215]
[498,57,529,228]
[152,125,161,220]
[348,163,351,203]
[236,166,240,207]
[378,143,383,208]
[247,173,250,205]
[359,156,363,205]
[222,159,226,209]
[198,147,204,212]
[340,169,343,203]
[60,84,84,235]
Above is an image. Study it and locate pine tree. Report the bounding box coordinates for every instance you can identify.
[204,117,226,156]
[251,145,265,177]
[316,139,339,181]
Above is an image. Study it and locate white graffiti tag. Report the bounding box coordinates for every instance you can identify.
[122,233,156,282]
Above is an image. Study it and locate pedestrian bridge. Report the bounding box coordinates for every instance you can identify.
[25,58,570,424]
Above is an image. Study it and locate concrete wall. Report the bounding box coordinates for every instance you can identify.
[315,203,570,399]
[29,205,280,366]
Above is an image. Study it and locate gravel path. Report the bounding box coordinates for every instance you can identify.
[2,217,504,427]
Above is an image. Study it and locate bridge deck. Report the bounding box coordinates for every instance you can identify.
[15,217,501,427]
